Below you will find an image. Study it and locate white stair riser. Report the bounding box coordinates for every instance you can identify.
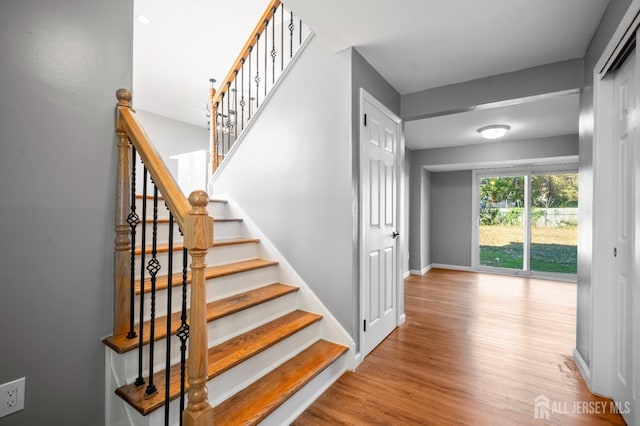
[133,241,259,275]
[146,322,321,426]
[135,198,230,219]
[209,322,320,406]
[134,265,280,323]
[115,292,299,383]
[132,219,245,246]
[261,352,348,426]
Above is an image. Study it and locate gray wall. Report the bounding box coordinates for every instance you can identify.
[408,162,431,272]
[430,171,473,266]
[402,59,584,120]
[350,47,402,342]
[0,1,132,425]
[408,136,578,271]
[576,0,632,370]
[135,109,209,178]
[410,134,578,168]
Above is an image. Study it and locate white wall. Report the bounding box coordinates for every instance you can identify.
[135,109,209,187]
[211,35,354,335]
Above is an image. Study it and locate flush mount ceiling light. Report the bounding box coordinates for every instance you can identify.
[477,124,511,140]
[136,15,152,24]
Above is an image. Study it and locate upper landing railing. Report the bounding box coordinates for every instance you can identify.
[208,0,311,173]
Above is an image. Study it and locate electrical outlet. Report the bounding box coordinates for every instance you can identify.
[0,377,25,418]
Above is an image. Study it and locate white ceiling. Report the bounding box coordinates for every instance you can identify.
[134,0,609,151]
[405,93,580,150]
[133,0,267,128]
[286,0,609,94]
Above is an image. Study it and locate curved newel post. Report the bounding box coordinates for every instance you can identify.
[114,89,133,335]
[182,190,214,426]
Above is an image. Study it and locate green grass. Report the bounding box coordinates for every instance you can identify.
[479,225,577,274]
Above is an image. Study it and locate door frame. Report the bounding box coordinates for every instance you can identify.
[357,88,405,365]
[591,1,640,417]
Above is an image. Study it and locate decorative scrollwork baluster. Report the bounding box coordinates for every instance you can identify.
[240,58,247,130]
[289,11,294,58]
[255,33,261,108]
[126,146,139,339]
[178,246,189,424]
[271,8,277,84]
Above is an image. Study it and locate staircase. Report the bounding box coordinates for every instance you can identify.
[104,194,352,425]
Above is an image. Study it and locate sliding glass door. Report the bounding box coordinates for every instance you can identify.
[476,170,578,277]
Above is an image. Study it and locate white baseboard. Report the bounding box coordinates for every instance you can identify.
[431,263,473,272]
[398,313,407,326]
[402,270,410,279]
[573,348,592,391]
[410,265,432,276]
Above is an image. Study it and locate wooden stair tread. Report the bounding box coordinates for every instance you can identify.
[103,283,296,354]
[115,310,322,415]
[134,237,260,255]
[213,340,348,424]
[136,194,227,203]
[143,217,242,223]
[134,257,275,295]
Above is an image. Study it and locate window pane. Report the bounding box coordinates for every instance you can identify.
[479,176,525,270]
[530,173,578,274]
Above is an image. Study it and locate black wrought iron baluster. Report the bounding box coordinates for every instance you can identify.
[240,59,246,129]
[255,33,260,108]
[234,74,238,141]
[299,18,302,45]
[264,19,268,97]
[219,92,225,159]
[177,246,189,425]
[127,145,139,339]
[281,4,284,71]
[135,167,148,387]
[248,46,252,119]
[271,8,276,84]
[289,11,294,58]
[163,211,174,425]
[226,81,231,151]
[145,184,161,397]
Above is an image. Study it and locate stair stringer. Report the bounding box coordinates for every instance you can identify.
[216,194,356,368]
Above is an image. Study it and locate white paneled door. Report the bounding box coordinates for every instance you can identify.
[361,94,400,357]
[612,47,636,425]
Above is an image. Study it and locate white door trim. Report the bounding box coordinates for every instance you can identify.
[358,88,405,365]
[592,2,640,416]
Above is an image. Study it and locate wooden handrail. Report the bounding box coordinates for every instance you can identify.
[210,0,281,107]
[116,90,190,229]
[115,89,214,425]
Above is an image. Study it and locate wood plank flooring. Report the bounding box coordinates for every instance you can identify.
[294,268,625,425]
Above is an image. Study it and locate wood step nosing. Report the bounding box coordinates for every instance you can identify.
[134,257,276,295]
[113,310,323,416]
[134,238,260,256]
[103,282,297,354]
[136,194,227,204]
[212,340,349,424]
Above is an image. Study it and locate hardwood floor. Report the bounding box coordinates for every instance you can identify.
[293,268,626,425]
